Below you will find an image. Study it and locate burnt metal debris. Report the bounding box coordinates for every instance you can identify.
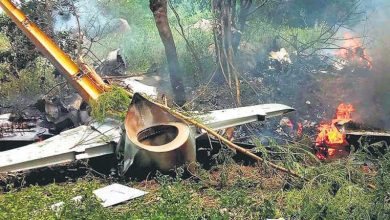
[117,93,196,175]
[314,119,390,159]
[96,49,127,76]
[0,113,53,149]
[0,93,94,149]
[0,93,295,175]
[43,94,91,131]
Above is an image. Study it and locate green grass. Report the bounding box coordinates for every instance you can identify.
[1,149,389,220]
[0,164,282,219]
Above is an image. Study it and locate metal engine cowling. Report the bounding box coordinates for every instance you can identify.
[116,93,196,176]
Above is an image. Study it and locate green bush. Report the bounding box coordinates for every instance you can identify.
[0,58,59,107]
[0,33,10,52]
[90,86,132,122]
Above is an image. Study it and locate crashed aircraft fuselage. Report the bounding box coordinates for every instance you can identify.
[0,93,294,174]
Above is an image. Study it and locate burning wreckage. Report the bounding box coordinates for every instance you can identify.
[0,0,295,175]
[1,0,390,179]
[315,103,390,160]
[0,94,294,174]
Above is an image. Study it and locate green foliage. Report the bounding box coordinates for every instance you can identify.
[93,0,214,82]
[283,182,372,219]
[372,153,390,219]
[91,0,163,72]
[1,153,390,219]
[0,58,59,107]
[0,1,77,73]
[0,33,10,53]
[279,154,383,219]
[262,0,362,27]
[90,86,131,122]
[0,180,105,220]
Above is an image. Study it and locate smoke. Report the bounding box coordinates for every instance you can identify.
[52,0,135,62]
[54,0,106,30]
[347,0,390,129]
[53,0,130,37]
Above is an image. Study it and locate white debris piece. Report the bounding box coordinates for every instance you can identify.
[51,196,83,212]
[93,183,147,207]
[122,78,158,99]
[0,119,121,173]
[192,19,213,31]
[0,113,11,121]
[269,48,292,64]
[199,104,294,130]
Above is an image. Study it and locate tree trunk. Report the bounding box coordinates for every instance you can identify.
[150,0,186,106]
[232,0,252,54]
[212,0,241,106]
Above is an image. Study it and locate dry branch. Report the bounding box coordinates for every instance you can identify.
[123,90,304,179]
[153,98,304,179]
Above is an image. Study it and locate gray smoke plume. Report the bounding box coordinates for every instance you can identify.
[348,0,390,129]
[54,0,109,32]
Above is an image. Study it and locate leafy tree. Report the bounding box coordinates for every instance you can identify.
[262,0,362,27]
[0,0,77,77]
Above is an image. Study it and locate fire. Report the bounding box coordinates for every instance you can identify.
[315,103,355,159]
[336,33,372,69]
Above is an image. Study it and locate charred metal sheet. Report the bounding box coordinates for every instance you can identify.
[0,94,294,174]
[346,131,390,137]
[43,94,91,131]
[117,93,196,175]
[199,104,295,130]
[97,49,127,76]
[346,130,390,155]
[0,119,121,173]
[0,113,52,148]
[0,113,11,121]
[121,78,158,99]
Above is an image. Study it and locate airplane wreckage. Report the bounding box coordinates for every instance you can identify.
[0,0,294,176]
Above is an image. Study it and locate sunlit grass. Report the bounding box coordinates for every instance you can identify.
[1,149,389,219]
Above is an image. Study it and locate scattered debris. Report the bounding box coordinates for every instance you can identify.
[50,183,147,210]
[278,117,302,138]
[120,78,158,99]
[0,119,121,173]
[0,113,53,148]
[335,32,372,69]
[269,48,292,65]
[0,93,295,175]
[117,93,196,175]
[96,49,127,76]
[93,183,147,207]
[314,103,390,159]
[51,196,83,212]
[43,94,90,131]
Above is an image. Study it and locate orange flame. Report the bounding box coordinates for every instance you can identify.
[336,33,372,69]
[315,103,355,159]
